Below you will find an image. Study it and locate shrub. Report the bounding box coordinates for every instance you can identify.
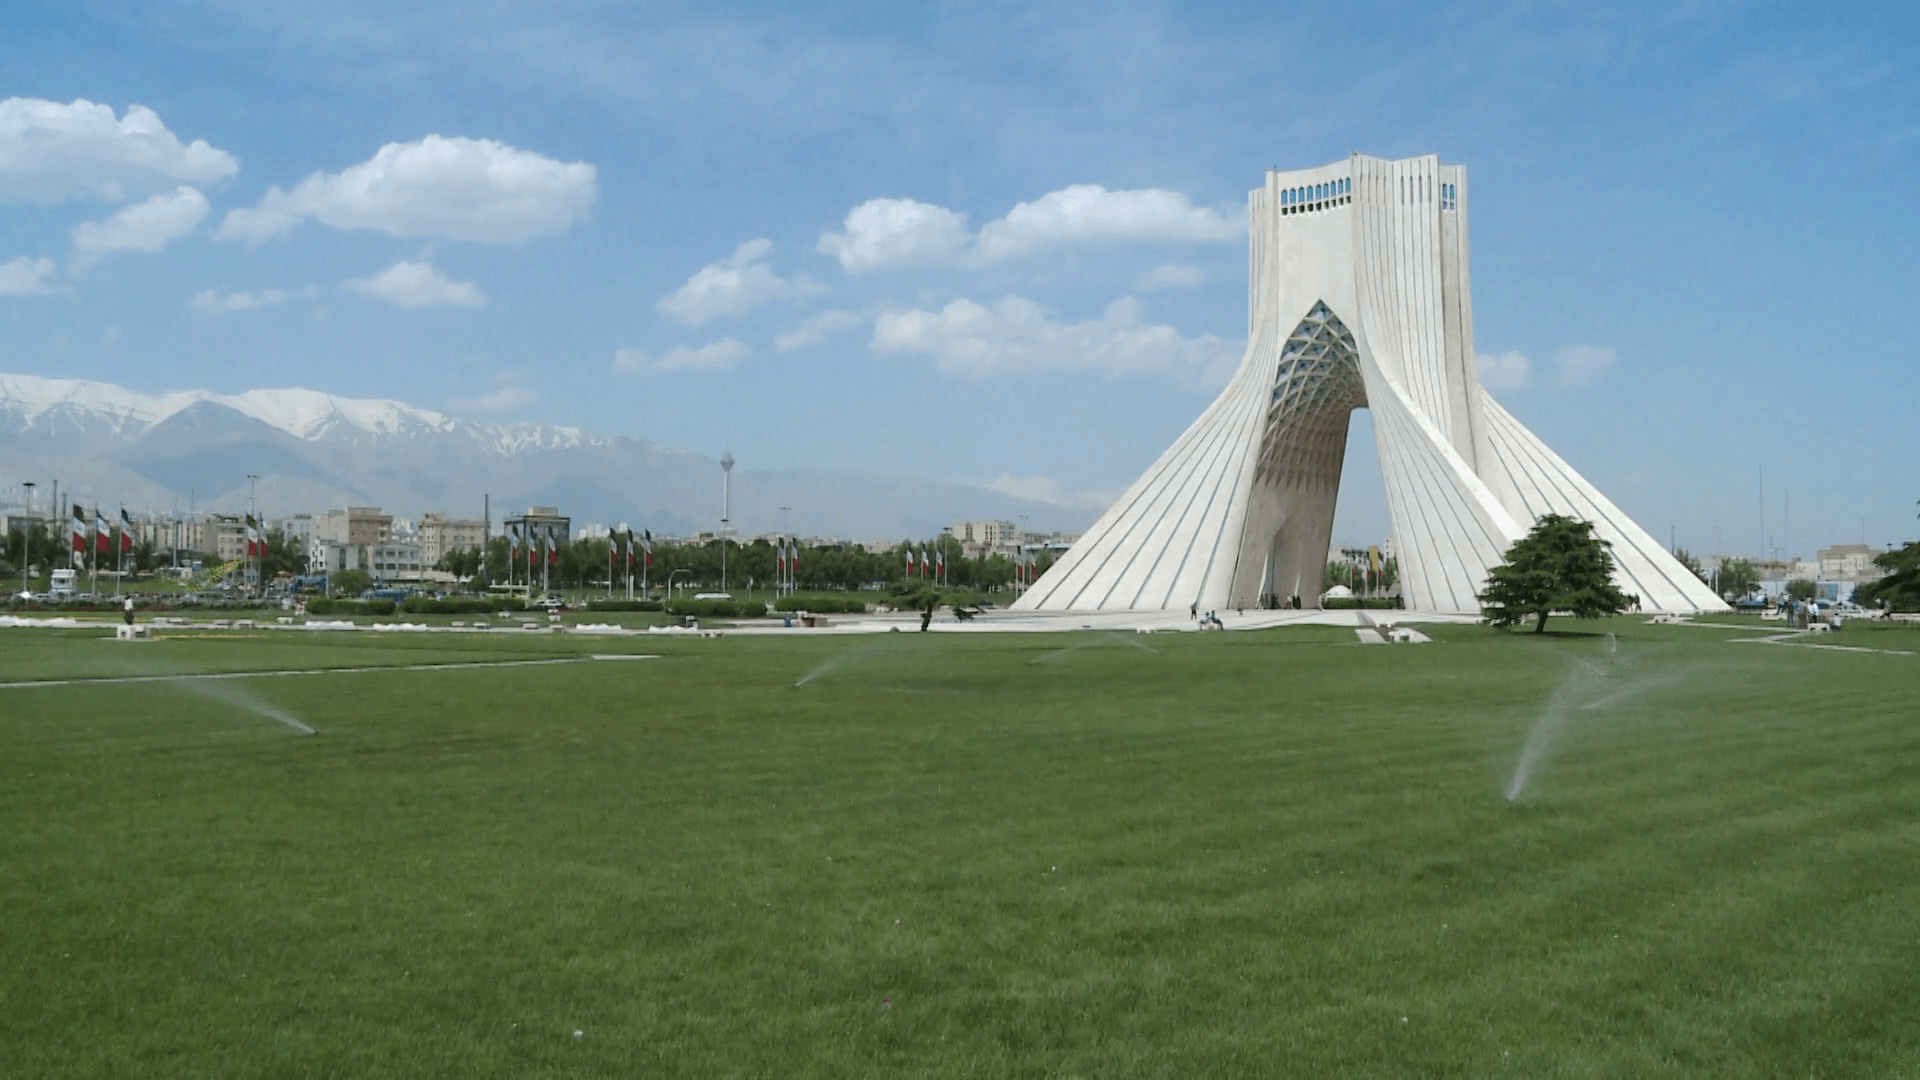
[1321,597,1404,610]
[666,598,767,619]
[305,598,397,616]
[587,599,664,612]
[773,596,868,614]
[400,597,512,615]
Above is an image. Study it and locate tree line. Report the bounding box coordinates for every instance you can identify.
[442,533,1056,594]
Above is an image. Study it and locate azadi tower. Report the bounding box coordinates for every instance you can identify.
[1015,153,1726,615]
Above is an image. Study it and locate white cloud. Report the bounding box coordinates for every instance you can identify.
[214,206,301,247]
[817,198,971,273]
[975,185,1242,262]
[69,186,210,270]
[872,294,1240,383]
[449,369,541,414]
[1477,350,1532,391]
[613,338,750,377]
[983,473,1114,510]
[775,308,870,351]
[0,98,237,204]
[657,238,826,325]
[1554,345,1617,387]
[1135,263,1204,292]
[819,185,1241,273]
[189,285,317,316]
[343,261,485,309]
[215,134,595,246]
[0,255,57,296]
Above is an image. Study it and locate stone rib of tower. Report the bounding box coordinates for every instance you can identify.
[1014,153,1727,615]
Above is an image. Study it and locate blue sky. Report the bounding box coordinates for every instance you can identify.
[1,1,1916,555]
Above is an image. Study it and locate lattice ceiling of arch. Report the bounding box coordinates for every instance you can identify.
[1254,301,1367,490]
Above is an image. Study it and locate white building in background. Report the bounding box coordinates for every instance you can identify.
[1818,544,1880,580]
[271,513,314,546]
[1017,153,1725,615]
[367,541,426,582]
[208,514,250,562]
[316,507,392,547]
[416,512,487,564]
[308,539,362,575]
[945,520,1023,557]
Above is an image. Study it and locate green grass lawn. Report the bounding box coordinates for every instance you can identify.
[1,618,1915,1076]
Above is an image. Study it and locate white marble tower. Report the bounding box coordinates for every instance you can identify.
[1014,153,1726,615]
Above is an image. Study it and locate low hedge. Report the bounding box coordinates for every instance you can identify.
[666,598,768,619]
[400,597,518,615]
[773,596,868,614]
[586,599,664,612]
[305,598,397,616]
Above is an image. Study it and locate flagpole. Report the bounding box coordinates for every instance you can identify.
[247,474,259,599]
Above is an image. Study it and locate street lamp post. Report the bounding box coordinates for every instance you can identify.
[667,568,692,606]
[19,481,34,601]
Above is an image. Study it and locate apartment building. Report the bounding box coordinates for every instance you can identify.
[315,506,393,547]
[417,512,488,565]
[367,541,427,582]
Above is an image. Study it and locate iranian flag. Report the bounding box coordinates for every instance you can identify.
[625,530,635,569]
[120,508,134,554]
[244,514,260,557]
[642,530,654,567]
[71,506,87,553]
[95,508,111,553]
[546,527,558,566]
[776,541,786,577]
[509,523,519,565]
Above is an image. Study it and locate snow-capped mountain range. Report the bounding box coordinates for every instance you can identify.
[0,373,602,454]
[0,373,1094,540]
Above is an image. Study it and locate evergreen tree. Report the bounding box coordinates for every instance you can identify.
[1716,557,1760,600]
[1856,541,1920,611]
[1673,547,1706,583]
[1479,514,1633,633]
